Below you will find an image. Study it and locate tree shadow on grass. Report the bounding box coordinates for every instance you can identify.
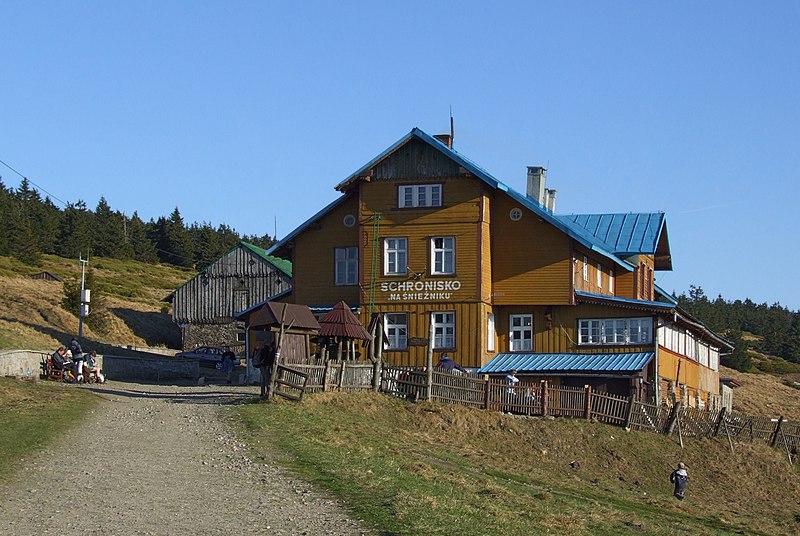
[0,316,171,358]
[85,385,259,405]
[110,308,180,348]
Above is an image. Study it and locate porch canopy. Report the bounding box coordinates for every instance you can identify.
[478,352,654,375]
[238,301,320,331]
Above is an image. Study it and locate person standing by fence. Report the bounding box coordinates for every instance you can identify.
[70,337,84,383]
[256,342,277,399]
[670,462,688,500]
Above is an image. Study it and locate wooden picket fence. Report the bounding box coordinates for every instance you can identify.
[282,360,375,393]
[272,362,798,462]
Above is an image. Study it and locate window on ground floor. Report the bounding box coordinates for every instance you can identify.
[432,311,455,349]
[384,313,408,350]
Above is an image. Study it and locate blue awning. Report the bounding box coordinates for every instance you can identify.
[478,352,654,374]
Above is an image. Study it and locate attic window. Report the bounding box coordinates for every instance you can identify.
[509,208,522,221]
[343,214,356,227]
[398,184,442,208]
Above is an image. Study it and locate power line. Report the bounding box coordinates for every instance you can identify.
[0,157,69,207]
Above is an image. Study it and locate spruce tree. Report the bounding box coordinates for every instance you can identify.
[57,201,93,258]
[127,212,158,263]
[93,197,126,258]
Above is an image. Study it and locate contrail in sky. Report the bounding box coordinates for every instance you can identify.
[678,202,736,214]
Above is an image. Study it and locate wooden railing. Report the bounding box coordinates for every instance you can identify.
[268,362,798,463]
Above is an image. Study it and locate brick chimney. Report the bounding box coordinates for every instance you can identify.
[434,134,453,148]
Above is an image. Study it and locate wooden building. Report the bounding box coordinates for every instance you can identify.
[236,299,320,385]
[267,128,732,407]
[164,241,292,352]
[31,271,63,282]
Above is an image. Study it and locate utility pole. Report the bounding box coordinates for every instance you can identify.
[78,254,90,338]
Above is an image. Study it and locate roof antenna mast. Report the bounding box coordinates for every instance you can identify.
[450,106,454,146]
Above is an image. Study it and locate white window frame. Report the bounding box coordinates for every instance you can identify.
[583,256,588,281]
[597,263,603,288]
[398,184,442,208]
[383,237,407,276]
[578,317,653,345]
[432,311,455,349]
[509,314,533,351]
[384,313,408,350]
[608,268,614,294]
[487,313,496,352]
[431,236,455,275]
[628,318,652,344]
[334,247,358,286]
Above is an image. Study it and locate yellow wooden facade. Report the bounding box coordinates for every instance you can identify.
[271,129,729,404]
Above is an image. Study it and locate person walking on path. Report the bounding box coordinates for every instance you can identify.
[670,462,689,500]
[220,353,235,384]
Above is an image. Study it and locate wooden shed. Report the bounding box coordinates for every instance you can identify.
[237,301,320,365]
[163,241,292,352]
[31,271,63,282]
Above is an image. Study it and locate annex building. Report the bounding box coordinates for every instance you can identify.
[267,128,731,408]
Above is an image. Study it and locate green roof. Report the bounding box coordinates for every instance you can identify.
[239,241,292,276]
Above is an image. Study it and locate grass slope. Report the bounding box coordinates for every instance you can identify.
[0,254,190,351]
[719,365,800,420]
[0,378,97,481]
[236,392,800,536]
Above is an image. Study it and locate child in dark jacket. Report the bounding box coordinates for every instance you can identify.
[670,462,688,500]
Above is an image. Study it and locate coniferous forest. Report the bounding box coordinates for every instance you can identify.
[0,177,275,270]
[677,286,800,373]
[2,177,799,374]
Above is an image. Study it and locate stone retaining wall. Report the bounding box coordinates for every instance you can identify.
[103,355,198,382]
[0,350,49,378]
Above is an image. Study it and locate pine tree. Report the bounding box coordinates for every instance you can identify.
[34,197,62,254]
[0,177,12,255]
[7,199,41,264]
[57,201,93,258]
[723,329,752,372]
[6,178,43,264]
[127,212,157,263]
[151,208,193,267]
[93,197,126,258]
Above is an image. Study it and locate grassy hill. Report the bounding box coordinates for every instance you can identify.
[237,392,800,535]
[0,254,190,351]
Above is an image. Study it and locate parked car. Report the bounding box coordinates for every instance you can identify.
[175,346,240,367]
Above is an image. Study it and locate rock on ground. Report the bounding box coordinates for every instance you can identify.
[0,381,370,536]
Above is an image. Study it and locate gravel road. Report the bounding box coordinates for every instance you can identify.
[0,381,371,536]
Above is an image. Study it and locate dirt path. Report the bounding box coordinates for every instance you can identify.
[0,381,370,536]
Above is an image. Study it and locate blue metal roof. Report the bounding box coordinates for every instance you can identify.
[266,195,349,256]
[654,283,678,305]
[335,128,633,272]
[575,290,676,310]
[478,352,654,374]
[557,213,666,256]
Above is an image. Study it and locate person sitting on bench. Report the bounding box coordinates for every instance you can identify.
[83,350,105,383]
[51,347,67,370]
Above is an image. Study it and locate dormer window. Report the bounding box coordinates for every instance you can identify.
[398,184,442,208]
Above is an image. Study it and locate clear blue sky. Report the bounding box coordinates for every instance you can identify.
[2,2,799,309]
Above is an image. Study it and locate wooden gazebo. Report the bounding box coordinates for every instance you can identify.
[238,302,320,365]
[317,301,372,361]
